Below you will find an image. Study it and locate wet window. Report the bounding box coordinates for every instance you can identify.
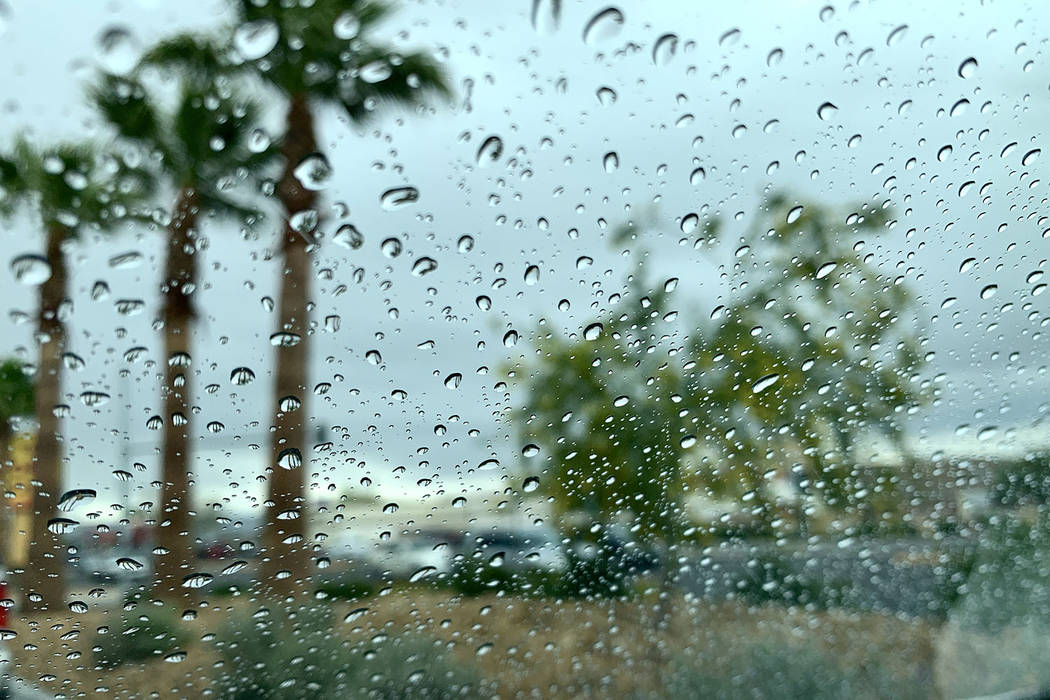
[0,1,1047,697]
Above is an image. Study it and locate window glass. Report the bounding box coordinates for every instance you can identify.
[0,1,1047,697]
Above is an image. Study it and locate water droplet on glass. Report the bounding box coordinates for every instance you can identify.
[584,323,603,340]
[652,33,678,65]
[613,395,630,407]
[752,373,780,393]
[333,11,361,39]
[68,601,89,614]
[411,257,438,276]
[523,476,540,492]
[689,167,705,185]
[97,25,139,74]
[767,48,784,67]
[524,265,540,285]
[958,57,978,78]
[80,391,110,407]
[603,151,619,173]
[10,254,51,285]
[47,517,78,534]
[270,332,301,347]
[980,284,998,299]
[786,205,804,224]
[108,251,143,269]
[380,237,403,258]
[181,572,214,589]
[380,187,419,210]
[719,28,741,47]
[116,557,143,571]
[815,262,837,279]
[886,24,908,46]
[1022,149,1041,166]
[444,373,462,389]
[476,136,503,166]
[234,19,279,60]
[277,448,303,470]
[293,153,332,191]
[503,330,519,347]
[359,59,392,83]
[583,7,624,45]
[596,86,617,106]
[817,102,838,120]
[57,488,97,512]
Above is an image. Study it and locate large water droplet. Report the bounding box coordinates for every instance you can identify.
[380,187,418,210]
[652,33,678,65]
[958,57,978,78]
[10,254,51,285]
[477,136,503,166]
[58,488,97,512]
[234,19,279,61]
[293,153,332,191]
[817,102,838,120]
[583,7,624,45]
[752,373,780,393]
[411,257,438,276]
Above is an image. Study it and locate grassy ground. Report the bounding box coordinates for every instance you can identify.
[4,589,940,698]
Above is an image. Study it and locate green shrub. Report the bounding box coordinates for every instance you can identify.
[93,607,187,669]
[664,638,926,700]
[210,604,479,699]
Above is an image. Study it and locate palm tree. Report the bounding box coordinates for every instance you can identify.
[0,139,151,610]
[226,0,450,594]
[91,37,274,597]
[0,359,34,561]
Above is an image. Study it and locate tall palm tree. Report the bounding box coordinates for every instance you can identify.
[91,37,274,597]
[0,139,151,610]
[0,359,34,561]
[227,0,450,594]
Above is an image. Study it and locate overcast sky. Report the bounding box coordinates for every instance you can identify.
[0,0,1047,523]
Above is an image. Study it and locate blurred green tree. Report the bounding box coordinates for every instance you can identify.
[90,37,275,598]
[0,139,151,609]
[513,195,924,578]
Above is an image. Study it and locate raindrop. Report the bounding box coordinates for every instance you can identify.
[476,136,503,166]
[230,367,255,385]
[97,25,139,74]
[234,19,279,60]
[270,332,301,347]
[333,224,367,251]
[576,256,593,270]
[380,187,419,210]
[524,265,540,285]
[181,573,213,589]
[886,24,908,46]
[277,448,303,470]
[411,257,438,276]
[937,145,953,162]
[584,323,603,340]
[109,251,144,269]
[523,476,540,492]
[1022,149,1041,166]
[689,167,705,185]
[596,86,617,106]
[164,651,187,664]
[68,601,89,614]
[719,28,741,47]
[478,459,500,470]
[522,444,540,457]
[116,557,143,571]
[786,205,804,224]
[333,11,360,39]
[959,257,976,274]
[381,238,403,258]
[767,48,784,67]
[58,489,97,512]
[444,373,462,389]
[80,391,110,407]
[206,421,224,434]
[980,284,998,299]
[817,102,838,120]
[366,350,382,365]
[652,33,678,65]
[613,395,630,407]
[582,7,625,45]
[815,262,838,279]
[503,330,519,347]
[603,151,619,173]
[359,60,392,83]
[293,153,332,191]
[10,254,51,285]
[47,518,78,534]
[958,57,978,78]
[457,235,475,252]
[752,373,780,393]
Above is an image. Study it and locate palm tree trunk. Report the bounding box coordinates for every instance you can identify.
[0,420,11,565]
[25,225,69,611]
[262,93,317,596]
[154,187,199,598]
